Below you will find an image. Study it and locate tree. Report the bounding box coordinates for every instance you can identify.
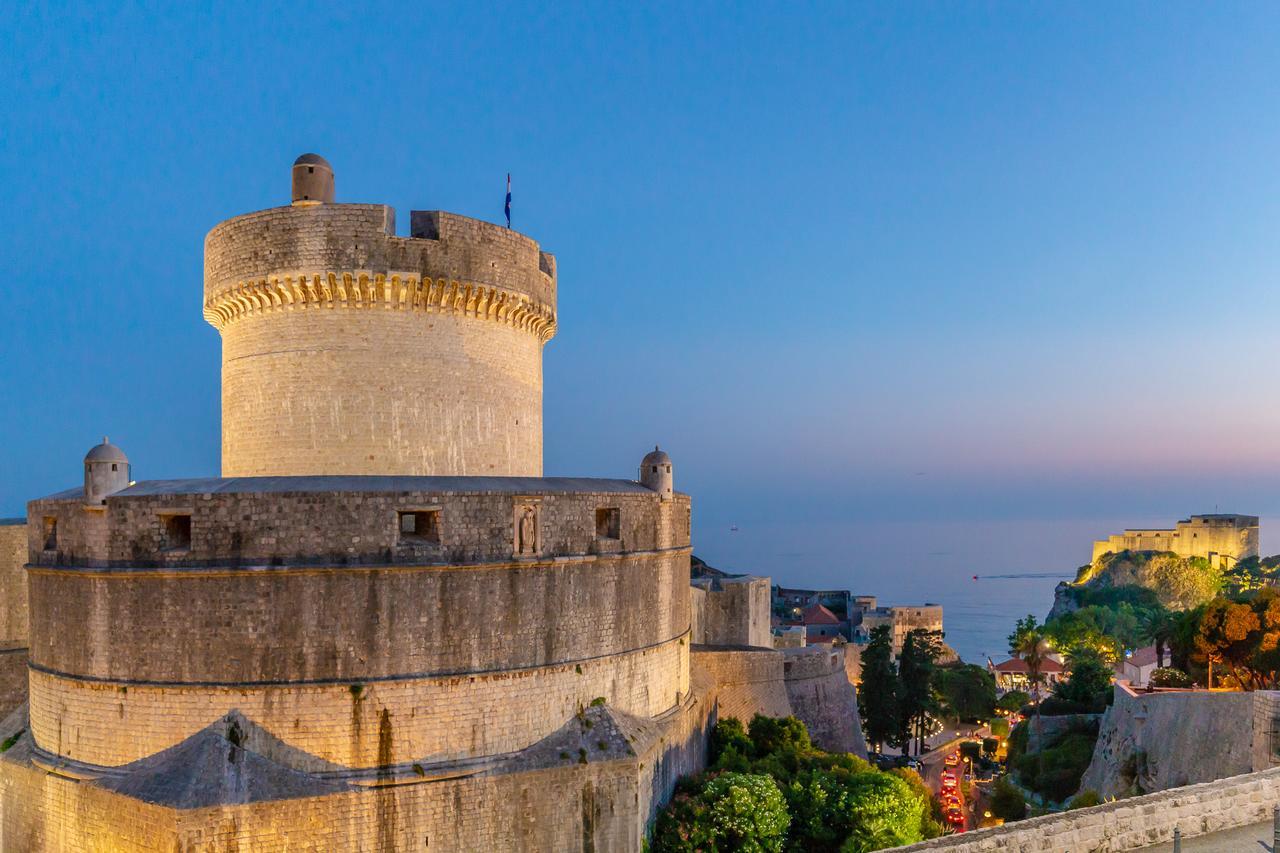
[990,776,1026,821]
[996,690,1030,713]
[857,625,899,753]
[933,664,997,722]
[1138,608,1176,669]
[898,630,943,755]
[702,773,790,853]
[1010,617,1051,790]
[1054,649,1113,710]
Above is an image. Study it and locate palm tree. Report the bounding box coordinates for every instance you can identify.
[1139,609,1174,669]
[1013,626,1051,798]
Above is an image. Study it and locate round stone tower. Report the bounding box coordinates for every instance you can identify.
[204,155,557,477]
[641,445,673,499]
[83,437,129,505]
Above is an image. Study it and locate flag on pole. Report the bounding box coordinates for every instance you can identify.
[505,173,512,228]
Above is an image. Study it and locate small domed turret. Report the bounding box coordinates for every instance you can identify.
[84,437,129,505]
[640,446,673,499]
[291,153,335,206]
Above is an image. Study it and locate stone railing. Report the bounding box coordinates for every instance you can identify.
[886,766,1280,852]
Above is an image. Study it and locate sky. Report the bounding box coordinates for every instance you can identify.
[5,3,1280,618]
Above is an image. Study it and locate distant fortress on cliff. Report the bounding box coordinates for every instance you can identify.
[0,155,864,851]
[1090,513,1258,568]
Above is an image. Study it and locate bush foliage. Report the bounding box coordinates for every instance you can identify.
[653,715,940,852]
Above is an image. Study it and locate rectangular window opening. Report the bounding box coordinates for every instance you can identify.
[42,517,57,551]
[399,510,441,544]
[595,507,620,540]
[163,514,192,551]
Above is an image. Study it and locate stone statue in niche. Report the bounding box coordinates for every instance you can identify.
[517,504,538,555]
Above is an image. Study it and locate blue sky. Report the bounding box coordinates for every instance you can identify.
[5,3,1280,583]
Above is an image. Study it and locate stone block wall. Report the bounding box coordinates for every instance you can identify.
[1080,685,1275,798]
[0,521,26,644]
[203,202,557,478]
[29,638,689,770]
[691,574,771,648]
[1,682,715,852]
[887,765,1280,853]
[691,645,866,756]
[28,484,687,568]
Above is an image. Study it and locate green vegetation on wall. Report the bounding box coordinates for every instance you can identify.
[653,715,941,852]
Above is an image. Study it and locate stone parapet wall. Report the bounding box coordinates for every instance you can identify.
[692,645,865,755]
[28,485,688,569]
[1080,685,1277,798]
[204,205,554,308]
[30,636,689,770]
[691,575,772,647]
[0,522,26,645]
[887,765,1280,852]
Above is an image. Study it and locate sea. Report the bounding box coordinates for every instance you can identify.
[692,516,1280,665]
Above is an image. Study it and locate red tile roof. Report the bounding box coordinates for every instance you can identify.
[801,604,842,626]
[1126,646,1161,668]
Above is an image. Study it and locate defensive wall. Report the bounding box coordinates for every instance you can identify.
[691,644,867,756]
[24,478,691,776]
[205,199,557,479]
[1091,513,1259,566]
[690,573,771,648]
[1079,682,1280,799]
[888,765,1280,852]
[0,682,715,852]
[0,520,28,718]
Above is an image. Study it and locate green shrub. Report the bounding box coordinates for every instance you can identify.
[988,717,1010,737]
[996,691,1031,712]
[710,717,753,766]
[699,773,790,852]
[1016,732,1097,803]
[1067,789,1102,810]
[990,776,1027,821]
[1150,667,1192,688]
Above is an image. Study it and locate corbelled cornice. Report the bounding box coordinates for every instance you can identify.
[204,271,557,342]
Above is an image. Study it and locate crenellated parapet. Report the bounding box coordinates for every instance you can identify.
[203,204,557,341]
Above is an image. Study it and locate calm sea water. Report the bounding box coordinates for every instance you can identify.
[692,516,1280,664]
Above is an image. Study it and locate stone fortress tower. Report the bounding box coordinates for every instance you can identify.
[0,157,711,852]
[206,153,556,477]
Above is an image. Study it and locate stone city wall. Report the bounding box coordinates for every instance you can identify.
[28,486,687,568]
[690,575,772,648]
[1080,684,1280,798]
[29,637,689,770]
[889,765,1280,853]
[2,683,714,853]
[0,521,26,644]
[29,551,689,682]
[691,645,865,755]
[204,204,556,478]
